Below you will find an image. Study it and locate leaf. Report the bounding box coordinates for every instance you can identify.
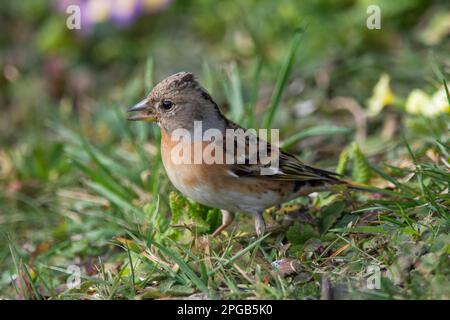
[188,201,209,226]
[336,147,350,175]
[169,192,186,224]
[169,192,220,233]
[287,222,319,246]
[205,209,221,233]
[318,201,346,234]
[351,142,371,183]
[334,214,359,228]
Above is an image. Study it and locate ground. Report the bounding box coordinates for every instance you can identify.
[0,0,449,299]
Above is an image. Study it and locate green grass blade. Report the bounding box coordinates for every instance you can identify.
[85,181,143,218]
[126,244,137,296]
[281,125,351,149]
[208,233,269,275]
[145,56,154,92]
[222,62,244,122]
[443,78,450,105]
[330,225,389,234]
[263,29,304,128]
[149,239,209,294]
[246,57,263,128]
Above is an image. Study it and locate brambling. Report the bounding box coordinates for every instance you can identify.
[127,72,346,237]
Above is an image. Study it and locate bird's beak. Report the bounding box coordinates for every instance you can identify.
[126,99,157,122]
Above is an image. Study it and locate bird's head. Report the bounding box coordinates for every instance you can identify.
[127,72,225,134]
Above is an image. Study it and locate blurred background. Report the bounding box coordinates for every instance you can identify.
[0,0,449,299]
[1,0,449,143]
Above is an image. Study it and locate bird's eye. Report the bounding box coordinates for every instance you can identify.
[161,100,173,110]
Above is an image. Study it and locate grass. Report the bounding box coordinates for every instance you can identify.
[1,32,449,300]
[263,28,305,129]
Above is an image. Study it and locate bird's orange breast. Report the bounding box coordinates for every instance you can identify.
[160,128,225,189]
[159,129,296,213]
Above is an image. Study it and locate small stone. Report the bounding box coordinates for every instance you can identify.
[272,258,302,276]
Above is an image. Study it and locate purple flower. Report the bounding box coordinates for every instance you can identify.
[55,0,173,34]
[109,0,143,27]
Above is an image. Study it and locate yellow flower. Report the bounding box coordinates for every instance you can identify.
[405,89,430,115]
[367,74,395,116]
[86,0,111,23]
[405,86,450,117]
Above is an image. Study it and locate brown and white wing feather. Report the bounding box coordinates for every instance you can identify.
[225,119,343,184]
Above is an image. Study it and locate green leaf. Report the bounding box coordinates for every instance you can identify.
[351,142,371,183]
[287,222,319,245]
[188,201,209,225]
[318,201,346,234]
[206,209,221,232]
[169,192,186,224]
[336,147,350,175]
[169,192,220,233]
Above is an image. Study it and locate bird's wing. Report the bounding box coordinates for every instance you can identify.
[224,119,343,183]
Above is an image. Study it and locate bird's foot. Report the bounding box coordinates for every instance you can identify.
[212,210,235,237]
[254,212,266,238]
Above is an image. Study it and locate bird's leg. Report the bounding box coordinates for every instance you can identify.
[212,210,235,237]
[254,212,266,238]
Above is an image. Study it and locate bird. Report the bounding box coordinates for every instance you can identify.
[127,71,349,238]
